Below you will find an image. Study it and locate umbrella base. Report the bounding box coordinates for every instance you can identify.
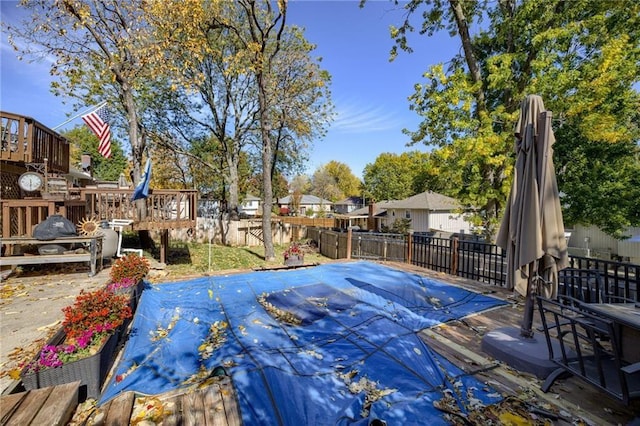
[481,326,559,379]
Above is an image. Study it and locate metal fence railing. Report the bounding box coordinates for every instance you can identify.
[305,227,639,302]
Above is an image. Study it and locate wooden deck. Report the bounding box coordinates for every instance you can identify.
[390,262,640,425]
[3,262,639,424]
[85,376,241,425]
[0,378,240,426]
[1,381,80,425]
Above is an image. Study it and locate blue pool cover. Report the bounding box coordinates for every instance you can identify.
[100,261,506,425]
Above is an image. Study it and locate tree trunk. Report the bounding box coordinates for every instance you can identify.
[258,74,275,261]
[449,0,485,114]
[226,151,240,221]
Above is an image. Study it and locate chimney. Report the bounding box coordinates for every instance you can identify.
[367,203,375,231]
[81,154,92,176]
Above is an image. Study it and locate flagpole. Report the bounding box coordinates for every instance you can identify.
[51,101,107,130]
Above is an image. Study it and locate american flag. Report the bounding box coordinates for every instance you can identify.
[81,104,111,158]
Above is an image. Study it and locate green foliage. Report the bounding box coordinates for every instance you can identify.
[310,166,343,202]
[381,218,412,234]
[362,151,430,202]
[392,0,640,236]
[63,126,128,181]
[323,161,362,198]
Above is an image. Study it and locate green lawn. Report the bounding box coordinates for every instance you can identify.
[140,239,331,278]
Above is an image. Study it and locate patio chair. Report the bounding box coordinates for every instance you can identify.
[537,296,640,405]
[557,268,604,303]
[108,219,143,257]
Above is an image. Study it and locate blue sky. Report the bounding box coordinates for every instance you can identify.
[0,1,461,179]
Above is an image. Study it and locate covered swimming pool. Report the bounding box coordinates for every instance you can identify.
[101,261,506,425]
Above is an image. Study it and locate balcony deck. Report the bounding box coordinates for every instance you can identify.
[1,111,69,174]
[1,111,197,244]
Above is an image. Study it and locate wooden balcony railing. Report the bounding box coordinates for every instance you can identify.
[0,189,198,237]
[1,111,69,174]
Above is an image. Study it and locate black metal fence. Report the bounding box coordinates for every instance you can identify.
[306,228,639,302]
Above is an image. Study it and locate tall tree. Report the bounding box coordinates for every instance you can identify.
[362,151,429,202]
[384,0,640,237]
[63,126,128,181]
[7,0,156,187]
[144,2,257,220]
[323,161,362,198]
[310,166,342,203]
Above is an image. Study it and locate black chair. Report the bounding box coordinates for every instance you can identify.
[557,268,604,303]
[537,296,640,405]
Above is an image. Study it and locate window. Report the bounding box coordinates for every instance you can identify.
[405,210,411,219]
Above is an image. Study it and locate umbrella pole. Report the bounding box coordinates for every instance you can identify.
[521,263,536,338]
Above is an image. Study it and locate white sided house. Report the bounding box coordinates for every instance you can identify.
[382,190,472,234]
[240,194,261,217]
[278,194,333,217]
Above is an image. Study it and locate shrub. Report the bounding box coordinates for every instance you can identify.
[62,288,132,341]
[110,253,150,283]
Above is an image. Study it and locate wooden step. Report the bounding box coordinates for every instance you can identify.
[1,381,80,426]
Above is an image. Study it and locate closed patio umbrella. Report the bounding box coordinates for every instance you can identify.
[496,94,569,337]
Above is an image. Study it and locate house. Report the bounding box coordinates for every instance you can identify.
[346,191,473,234]
[278,194,333,217]
[333,196,365,215]
[240,194,261,217]
[342,201,396,231]
[382,190,472,234]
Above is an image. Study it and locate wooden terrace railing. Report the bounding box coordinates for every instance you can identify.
[0,189,198,237]
[1,111,69,174]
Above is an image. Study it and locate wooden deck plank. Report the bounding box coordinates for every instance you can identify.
[182,390,206,426]
[161,395,181,426]
[103,392,135,426]
[4,387,52,426]
[30,381,79,426]
[219,379,241,426]
[0,392,26,424]
[203,384,226,426]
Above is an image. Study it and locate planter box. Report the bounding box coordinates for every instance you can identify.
[21,328,119,401]
[114,280,145,313]
[284,255,304,266]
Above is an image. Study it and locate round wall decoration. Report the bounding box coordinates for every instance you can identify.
[18,172,44,192]
[77,217,101,236]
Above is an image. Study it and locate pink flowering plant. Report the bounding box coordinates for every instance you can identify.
[107,277,137,293]
[22,288,132,374]
[283,242,304,260]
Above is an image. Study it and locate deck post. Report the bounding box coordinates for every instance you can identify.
[451,237,459,275]
[160,229,169,264]
[346,228,352,260]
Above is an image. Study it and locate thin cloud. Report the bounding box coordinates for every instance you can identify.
[331,99,405,134]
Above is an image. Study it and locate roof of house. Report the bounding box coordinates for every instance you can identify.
[347,201,396,217]
[242,194,261,201]
[278,194,333,205]
[384,191,461,211]
[334,196,364,206]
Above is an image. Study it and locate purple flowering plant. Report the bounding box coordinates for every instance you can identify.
[22,288,131,374]
[107,277,137,292]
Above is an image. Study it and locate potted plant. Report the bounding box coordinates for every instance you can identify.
[109,252,150,283]
[283,242,304,266]
[109,253,150,308]
[20,288,132,400]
